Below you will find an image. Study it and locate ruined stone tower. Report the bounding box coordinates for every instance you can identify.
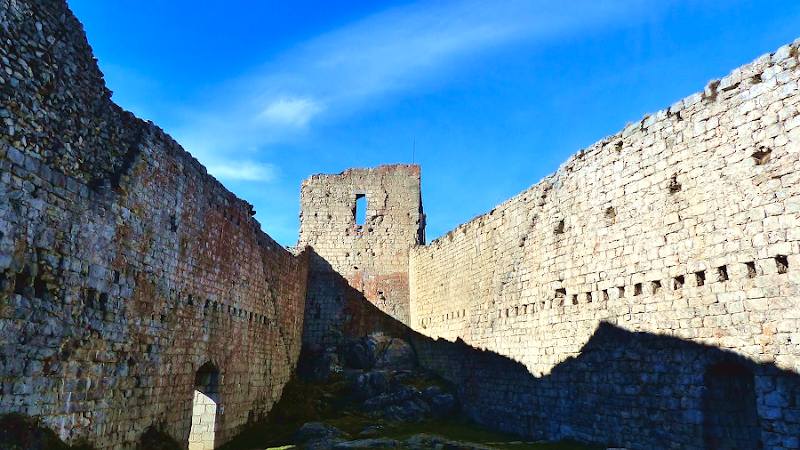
[298,165,424,345]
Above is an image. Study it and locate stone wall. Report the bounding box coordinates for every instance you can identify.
[409,41,800,448]
[0,1,308,448]
[299,165,423,345]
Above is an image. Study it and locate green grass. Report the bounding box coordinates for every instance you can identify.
[357,418,598,450]
[219,373,599,450]
[223,414,599,450]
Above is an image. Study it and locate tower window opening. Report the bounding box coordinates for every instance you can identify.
[355,194,367,226]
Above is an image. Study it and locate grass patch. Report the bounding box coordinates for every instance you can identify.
[372,418,599,450]
[220,372,599,450]
[222,414,599,450]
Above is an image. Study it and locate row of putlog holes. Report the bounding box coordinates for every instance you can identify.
[418,255,790,326]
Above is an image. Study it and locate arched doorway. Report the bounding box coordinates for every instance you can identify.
[188,362,220,450]
[703,362,761,449]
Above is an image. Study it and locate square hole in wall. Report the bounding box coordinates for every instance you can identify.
[673,275,685,290]
[717,265,729,282]
[745,261,757,278]
[33,273,47,299]
[602,289,609,302]
[86,288,97,308]
[651,280,662,294]
[604,207,616,225]
[773,255,789,274]
[586,292,593,303]
[695,271,706,287]
[634,283,642,296]
[669,174,682,194]
[554,219,565,235]
[13,267,30,296]
[752,147,772,165]
[618,286,625,298]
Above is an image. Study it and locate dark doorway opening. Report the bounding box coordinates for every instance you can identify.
[703,362,761,449]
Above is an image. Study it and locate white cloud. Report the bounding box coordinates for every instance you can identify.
[258,96,322,127]
[206,161,278,182]
[166,0,662,188]
[173,0,659,154]
[244,0,659,113]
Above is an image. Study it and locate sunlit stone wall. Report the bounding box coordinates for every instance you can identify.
[409,40,800,449]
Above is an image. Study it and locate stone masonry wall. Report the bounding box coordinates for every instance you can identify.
[409,40,800,448]
[299,165,423,345]
[0,1,308,448]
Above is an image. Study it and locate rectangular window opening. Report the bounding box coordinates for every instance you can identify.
[673,275,685,290]
[355,194,367,226]
[634,283,642,296]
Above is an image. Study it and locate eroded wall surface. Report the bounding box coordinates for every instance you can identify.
[409,41,800,448]
[299,165,423,345]
[0,1,308,448]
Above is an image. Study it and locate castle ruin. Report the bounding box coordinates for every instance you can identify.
[1,1,800,449]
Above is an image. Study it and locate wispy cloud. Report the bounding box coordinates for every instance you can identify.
[258,96,322,127]
[206,161,278,182]
[172,0,658,159]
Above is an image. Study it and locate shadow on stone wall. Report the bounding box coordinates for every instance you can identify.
[301,250,411,349]
[300,249,800,450]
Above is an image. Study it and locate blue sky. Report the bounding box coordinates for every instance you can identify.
[67,0,800,246]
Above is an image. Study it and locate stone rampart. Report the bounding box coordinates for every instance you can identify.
[0,1,308,448]
[409,40,800,448]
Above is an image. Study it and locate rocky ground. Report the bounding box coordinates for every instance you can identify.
[221,333,599,450]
